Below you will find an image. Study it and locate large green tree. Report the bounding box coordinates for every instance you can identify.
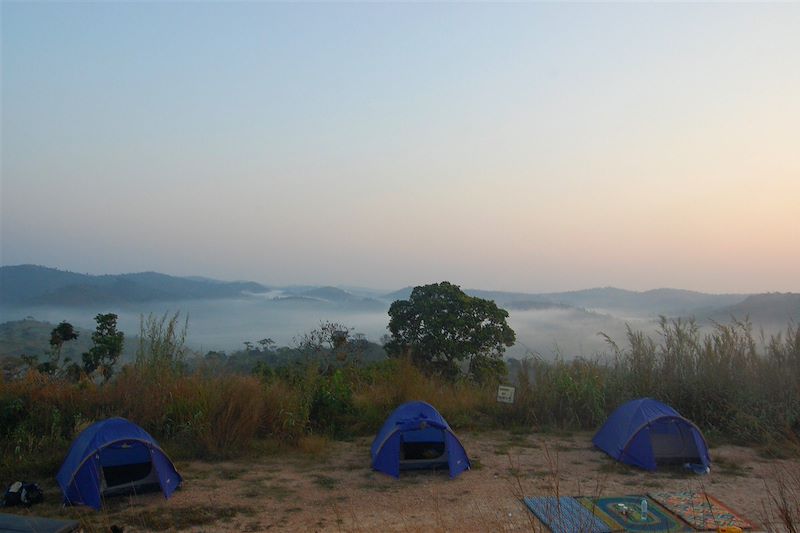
[385,282,516,381]
[82,313,124,381]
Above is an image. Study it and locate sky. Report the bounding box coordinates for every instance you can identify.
[2,3,799,294]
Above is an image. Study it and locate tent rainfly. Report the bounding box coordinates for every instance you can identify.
[371,401,470,478]
[592,397,711,471]
[56,417,181,509]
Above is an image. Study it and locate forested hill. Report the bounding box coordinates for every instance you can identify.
[383,286,748,317]
[0,318,138,362]
[706,292,800,324]
[0,265,269,305]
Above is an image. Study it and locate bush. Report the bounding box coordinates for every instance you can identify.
[310,369,355,438]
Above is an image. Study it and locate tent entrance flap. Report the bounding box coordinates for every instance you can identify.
[99,442,161,496]
[102,462,153,487]
[649,420,702,465]
[400,428,448,468]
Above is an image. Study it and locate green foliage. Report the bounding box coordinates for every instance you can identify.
[468,353,509,385]
[294,321,363,372]
[252,360,275,381]
[261,364,319,442]
[23,321,81,377]
[524,356,607,429]
[385,281,516,381]
[0,394,24,439]
[50,321,79,354]
[309,369,355,437]
[82,313,124,381]
[215,325,385,376]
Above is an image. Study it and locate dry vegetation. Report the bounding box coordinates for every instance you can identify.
[1,318,799,530]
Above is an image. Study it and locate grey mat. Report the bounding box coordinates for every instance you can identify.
[0,513,80,533]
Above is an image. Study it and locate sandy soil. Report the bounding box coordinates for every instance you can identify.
[4,431,797,532]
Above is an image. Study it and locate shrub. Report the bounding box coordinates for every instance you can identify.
[310,369,355,438]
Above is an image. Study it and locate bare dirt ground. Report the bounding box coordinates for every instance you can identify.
[5,431,798,532]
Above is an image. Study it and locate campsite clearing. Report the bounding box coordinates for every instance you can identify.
[3,431,795,531]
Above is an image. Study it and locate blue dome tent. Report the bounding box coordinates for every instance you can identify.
[56,418,181,509]
[593,398,711,471]
[371,401,470,478]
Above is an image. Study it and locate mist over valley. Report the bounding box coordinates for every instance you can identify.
[2,265,797,361]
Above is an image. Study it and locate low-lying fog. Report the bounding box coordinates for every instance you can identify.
[1,298,786,360]
[0,298,656,360]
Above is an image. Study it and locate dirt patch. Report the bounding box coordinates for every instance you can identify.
[3,431,796,531]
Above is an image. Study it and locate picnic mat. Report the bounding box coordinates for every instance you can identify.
[578,496,693,532]
[649,492,755,530]
[523,496,612,533]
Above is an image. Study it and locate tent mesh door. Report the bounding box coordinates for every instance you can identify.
[649,420,701,465]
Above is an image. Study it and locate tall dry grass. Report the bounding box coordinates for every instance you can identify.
[603,318,800,445]
[760,465,800,532]
[110,371,266,458]
[2,319,798,479]
[352,358,494,431]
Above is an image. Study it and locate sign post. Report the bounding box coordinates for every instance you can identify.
[496,384,516,404]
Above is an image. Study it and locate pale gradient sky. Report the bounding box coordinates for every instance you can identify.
[2,3,799,293]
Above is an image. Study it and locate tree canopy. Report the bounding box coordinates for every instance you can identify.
[82,313,124,381]
[385,281,516,381]
[25,321,80,377]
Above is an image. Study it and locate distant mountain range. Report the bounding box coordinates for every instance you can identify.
[383,286,750,318]
[0,265,269,306]
[1,265,798,325]
[0,265,388,309]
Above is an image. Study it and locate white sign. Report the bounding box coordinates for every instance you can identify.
[496,384,516,404]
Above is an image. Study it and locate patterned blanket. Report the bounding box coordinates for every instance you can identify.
[649,491,755,530]
[578,495,693,532]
